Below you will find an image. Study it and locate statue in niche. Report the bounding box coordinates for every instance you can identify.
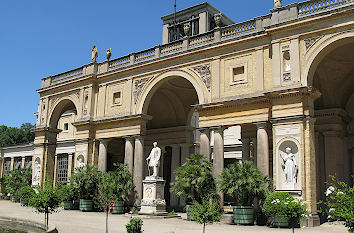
[77,157,85,168]
[146,142,161,177]
[33,160,41,186]
[91,45,98,63]
[280,147,298,184]
[274,0,282,8]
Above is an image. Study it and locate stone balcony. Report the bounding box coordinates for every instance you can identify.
[39,0,354,91]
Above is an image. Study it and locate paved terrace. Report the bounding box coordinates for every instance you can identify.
[0,200,347,233]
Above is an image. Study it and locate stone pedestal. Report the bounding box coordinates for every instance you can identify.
[139,176,167,214]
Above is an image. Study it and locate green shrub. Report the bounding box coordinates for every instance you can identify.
[5,168,32,199]
[126,217,143,233]
[191,199,222,233]
[219,161,272,206]
[57,184,78,202]
[70,165,101,200]
[263,192,307,219]
[171,154,217,204]
[18,186,35,202]
[323,177,354,233]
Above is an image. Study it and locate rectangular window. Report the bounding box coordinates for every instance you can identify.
[25,157,32,169]
[57,154,68,184]
[14,157,22,169]
[3,159,11,176]
[230,63,248,85]
[63,123,69,131]
[113,91,122,105]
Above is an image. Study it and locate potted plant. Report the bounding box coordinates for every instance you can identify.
[6,168,32,202]
[219,161,272,225]
[96,163,134,214]
[58,184,77,210]
[70,165,101,212]
[322,176,354,233]
[263,192,308,229]
[171,154,218,221]
[18,185,35,206]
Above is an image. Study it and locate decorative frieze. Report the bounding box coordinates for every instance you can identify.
[134,77,151,103]
[192,63,211,91]
[305,36,323,51]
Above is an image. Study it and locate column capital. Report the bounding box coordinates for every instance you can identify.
[240,138,251,143]
[255,121,270,130]
[197,127,211,133]
[322,130,343,138]
[210,126,227,132]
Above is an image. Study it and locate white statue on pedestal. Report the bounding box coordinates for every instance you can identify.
[274,0,282,8]
[280,147,298,184]
[33,160,41,186]
[77,157,85,168]
[146,142,161,177]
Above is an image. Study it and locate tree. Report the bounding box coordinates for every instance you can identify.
[192,199,222,233]
[0,123,35,147]
[29,181,61,231]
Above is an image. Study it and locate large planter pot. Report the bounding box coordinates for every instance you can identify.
[73,199,80,210]
[79,199,93,212]
[111,201,124,214]
[11,196,20,203]
[63,200,74,210]
[233,206,254,225]
[20,199,28,206]
[186,205,195,221]
[273,215,289,228]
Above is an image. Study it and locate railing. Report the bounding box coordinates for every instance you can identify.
[51,68,83,85]
[135,48,155,63]
[298,0,354,17]
[189,32,214,48]
[160,40,183,56]
[109,55,130,70]
[221,20,256,40]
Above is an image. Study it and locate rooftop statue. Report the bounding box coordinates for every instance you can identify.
[274,0,282,8]
[106,48,112,61]
[91,45,98,63]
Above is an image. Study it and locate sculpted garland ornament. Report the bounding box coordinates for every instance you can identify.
[192,63,211,91]
[134,77,151,103]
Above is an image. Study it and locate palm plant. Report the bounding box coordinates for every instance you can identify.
[171,154,217,205]
[219,161,272,206]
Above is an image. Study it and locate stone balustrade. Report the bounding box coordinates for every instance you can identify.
[298,0,354,17]
[40,0,354,89]
[50,68,83,85]
[221,20,256,40]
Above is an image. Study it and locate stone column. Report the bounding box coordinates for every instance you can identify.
[323,131,344,182]
[124,137,135,174]
[133,136,144,205]
[241,138,251,161]
[213,127,224,205]
[53,155,58,185]
[98,139,108,172]
[10,157,14,171]
[256,123,269,176]
[200,128,211,161]
[170,145,180,208]
[21,156,26,169]
[181,144,189,165]
[67,153,73,182]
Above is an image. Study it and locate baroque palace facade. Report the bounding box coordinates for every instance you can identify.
[1,0,354,224]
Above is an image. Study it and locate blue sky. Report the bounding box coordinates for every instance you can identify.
[0,0,298,127]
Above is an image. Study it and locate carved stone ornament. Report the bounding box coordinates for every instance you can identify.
[305,36,322,51]
[134,77,150,103]
[283,72,291,82]
[192,64,211,91]
[183,23,190,37]
[214,13,222,28]
[274,0,282,8]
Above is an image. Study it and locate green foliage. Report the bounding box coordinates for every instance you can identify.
[171,154,217,204]
[125,217,143,233]
[323,177,354,233]
[18,186,35,202]
[95,163,134,210]
[70,165,101,200]
[5,168,32,199]
[29,181,61,214]
[0,123,35,147]
[263,192,308,219]
[219,161,272,206]
[191,199,222,233]
[57,183,78,202]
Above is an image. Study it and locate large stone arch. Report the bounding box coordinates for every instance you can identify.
[135,69,208,115]
[303,30,354,86]
[48,96,80,128]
